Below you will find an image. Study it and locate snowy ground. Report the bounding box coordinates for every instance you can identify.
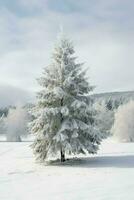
[1,138,134,200]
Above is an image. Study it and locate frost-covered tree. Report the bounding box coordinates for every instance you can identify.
[94,101,114,139]
[6,106,29,142]
[29,36,101,162]
[106,98,114,111]
[0,114,6,135]
[112,101,134,142]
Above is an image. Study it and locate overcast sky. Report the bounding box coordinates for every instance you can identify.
[0,0,134,105]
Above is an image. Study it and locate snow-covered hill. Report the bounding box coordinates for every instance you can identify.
[0,84,34,107]
[92,90,134,102]
[0,139,134,200]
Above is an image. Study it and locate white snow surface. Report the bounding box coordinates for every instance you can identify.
[0,138,134,200]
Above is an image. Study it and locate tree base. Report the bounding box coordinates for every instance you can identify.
[60,150,65,162]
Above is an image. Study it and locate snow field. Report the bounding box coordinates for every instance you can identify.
[0,139,134,200]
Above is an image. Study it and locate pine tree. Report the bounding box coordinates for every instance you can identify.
[29,35,101,162]
[106,98,113,111]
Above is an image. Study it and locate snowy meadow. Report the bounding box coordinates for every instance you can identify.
[1,139,134,200]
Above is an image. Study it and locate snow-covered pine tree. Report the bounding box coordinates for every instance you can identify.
[30,35,101,162]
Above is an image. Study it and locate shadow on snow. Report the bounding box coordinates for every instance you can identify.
[48,155,134,168]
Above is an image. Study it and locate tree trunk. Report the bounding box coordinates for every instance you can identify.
[60,98,65,162]
[60,149,65,162]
